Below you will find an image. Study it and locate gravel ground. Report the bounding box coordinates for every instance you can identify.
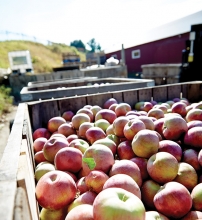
[0,105,18,162]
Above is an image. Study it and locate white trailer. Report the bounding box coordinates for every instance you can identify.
[8,50,33,74]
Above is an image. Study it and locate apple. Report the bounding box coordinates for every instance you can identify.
[115,102,132,117]
[35,170,77,210]
[43,136,69,163]
[94,118,111,132]
[186,108,202,122]
[105,124,115,135]
[147,152,179,184]
[154,104,168,114]
[47,116,66,133]
[68,138,89,154]
[33,137,47,153]
[171,101,187,117]
[95,109,117,124]
[139,101,153,112]
[64,171,78,182]
[184,126,202,148]
[66,134,79,143]
[106,134,120,146]
[93,187,145,220]
[33,128,51,141]
[82,144,115,175]
[109,103,119,112]
[131,129,159,159]
[66,204,94,220]
[77,108,94,122]
[103,98,118,109]
[174,162,198,191]
[182,148,201,171]
[154,117,165,138]
[103,173,141,199]
[93,137,117,156]
[154,181,192,219]
[54,147,82,173]
[134,101,145,111]
[50,133,67,140]
[145,211,169,220]
[123,119,146,141]
[35,161,55,182]
[187,120,202,129]
[117,140,135,160]
[78,122,94,139]
[138,115,155,130]
[39,207,67,220]
[147,108,164,120]
[62,110,74,122]
[162,114,188,141]
[198,149,202,167]
[76,177,88,195]
[141,179,161,209]
[166,100,175,107]
[191,183,202,211]
[113,116,129,137]
[181,210,202,220]
[67,191,97,213]
[158,139,182,162]
[130,157,149,181]
[109,159,142,187]
[34,150,47,164]
[57,122,76,137]
[85,127,106,144]
[85,170,109,194]
[71,113,91,130]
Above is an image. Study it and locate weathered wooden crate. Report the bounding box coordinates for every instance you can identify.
[1,81,202,220]
[20,77,155,102]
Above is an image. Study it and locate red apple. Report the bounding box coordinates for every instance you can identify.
[147,152,179,184]
[138,115,155,130]
[182,148,201,171]
[33,137,47,153]
[145,211,169,220]
[186,108,202,122]
[93,187,145,220]
[90,105,102,117]
[115,102,132,117]
[191,183,202,211]
[141,179,161,209]
[66,204,94,220]
[33,128,51,141]
[171,101,187,117]
[103,173,141,199]
[43,136,69,163]
[113,116,129,137]
[34,150,47,164]
[109,103,119,112]
[85,170,109,194]
[184,126,202,148]
[162,114,188,141]
[187,120,202,129]
[123,119,146,141]
[132,129,159,159]
[35,170,77,210]
[103,98,118,109]
[78,122,94,139]
[154,181,192,219]
[95,109,117,124]
[181,210,202,220]
[67,191,97,213]
[82,144,115,175]
[117,140,135,160]
[57,122,76,137]
[139,101,153,112]
[71,113,91,130]
[68,138,89,154]
[158,139,182,162]
[109,159,142,187]
[76,177,88,195]
[174,162,198,191]
[47,116,66,133]
[147,108,164,120]
[62,110,74,122]
[77,108,94,122]
[85,127,106,144]
[66,134,79,143]
[154,117,165,138]
[54,147,82,173]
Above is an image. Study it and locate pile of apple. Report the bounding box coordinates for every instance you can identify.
[33,97,202,220]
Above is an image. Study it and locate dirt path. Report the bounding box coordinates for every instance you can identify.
[0,105,18,162]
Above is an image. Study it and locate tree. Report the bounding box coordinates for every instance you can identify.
[87,38,101,53]
[70,40,86,51]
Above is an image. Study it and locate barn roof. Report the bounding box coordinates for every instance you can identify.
[105,10,202,54]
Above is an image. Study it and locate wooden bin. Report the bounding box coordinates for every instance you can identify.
[20,77,155,102]
[1,81,202,220]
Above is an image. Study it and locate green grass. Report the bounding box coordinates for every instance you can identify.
[0,85,13,116]
[0,40,86,73]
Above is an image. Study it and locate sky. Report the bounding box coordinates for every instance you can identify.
[0,0,202,52]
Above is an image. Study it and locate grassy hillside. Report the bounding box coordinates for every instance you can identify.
[0,40,86,73]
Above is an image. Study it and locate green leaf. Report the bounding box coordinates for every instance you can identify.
[82,157,96,170]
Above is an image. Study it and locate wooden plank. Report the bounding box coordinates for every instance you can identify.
[167,84,182,101]
[138,87,153,102]
[152,86,168,103]
[86,93,113,108]
[0,103,25,220]
[186,82,202,102]
[121,89,138,108]
[17,139,39,220]
[112,91,124,103]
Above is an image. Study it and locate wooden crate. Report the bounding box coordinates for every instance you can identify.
[20,77,155,102]
[1,81,202,220]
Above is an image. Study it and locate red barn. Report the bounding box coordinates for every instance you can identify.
[104,10,202,77]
